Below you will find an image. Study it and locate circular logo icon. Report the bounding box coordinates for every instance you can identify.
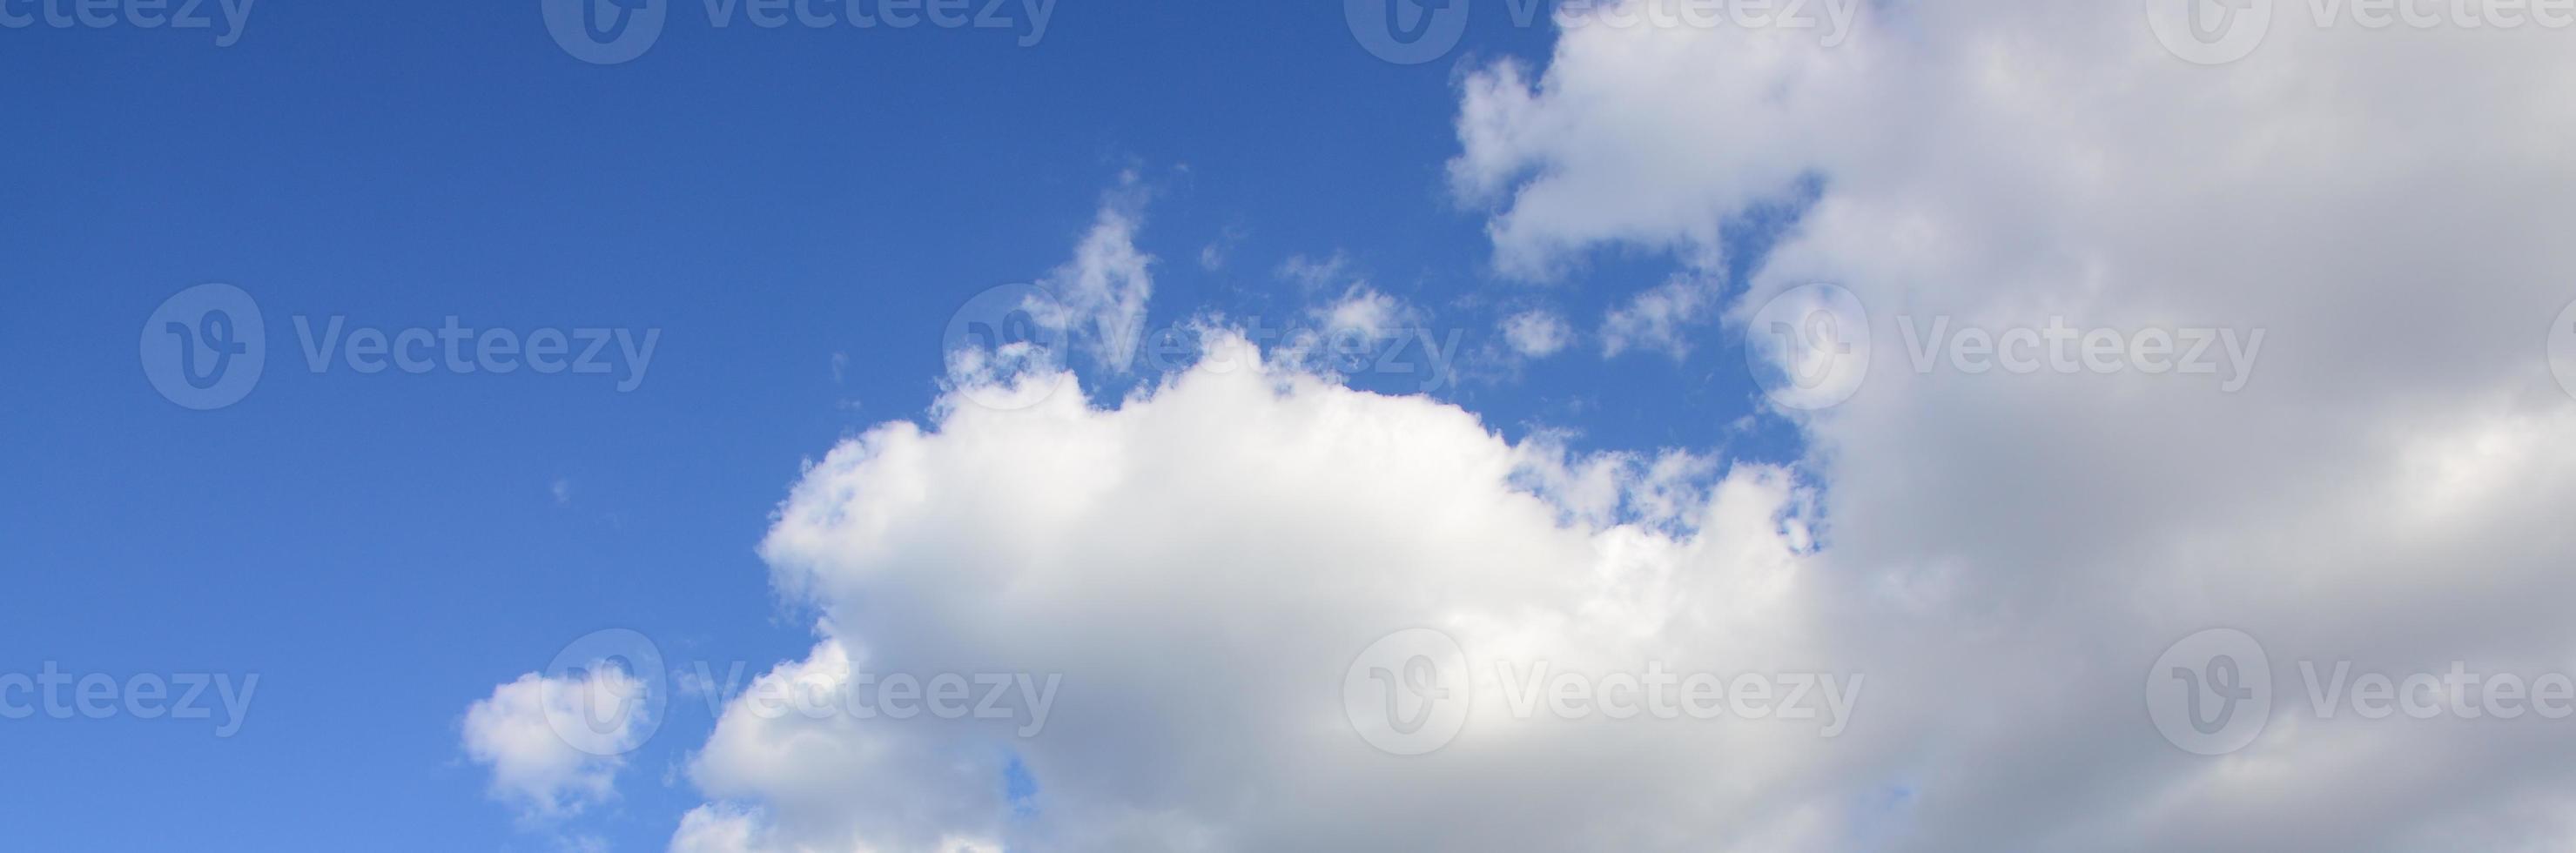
[2147,0,2273,65]
[140,283,266,411]
[1348,0,1472,65]
[542,0,668,65]
[2146,628,2272,756]
[2549,297,2576,402]
[1745,283,1870,411]
[1342,628,1472,756]
[942,283,1075,411]
[542,628,669,757]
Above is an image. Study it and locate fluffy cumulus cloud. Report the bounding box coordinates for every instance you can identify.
[1599,274,1721,359]
[667,331,1871,850]
[650,1,2576,850]
[463,668,649,819]
[1315,285,1408,341]
[1500,309,1573,359]
[1449,0,2576,849]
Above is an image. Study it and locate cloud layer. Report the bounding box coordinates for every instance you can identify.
[466,2,2576,849]
[1451,0,2576,848]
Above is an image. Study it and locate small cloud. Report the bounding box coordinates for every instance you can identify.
[1201,225,1248,272]
[1500,310,1573,359]
[1602,274,1723,360]
[551,479,573,507]
[1026,196,1156,373]
[1275,252,1354,292]
[461,669,645,820]
[830,352,849,384]
[1317,285,1407,341]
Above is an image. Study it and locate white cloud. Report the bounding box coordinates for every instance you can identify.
[1031,194,1155,373]
[1275,252,1354,292]
[602,3,2576,850]
[1449,0,2576,847]
[461,668,646,819]
[1315,285,1407,341]
[672,803,1003,853]
[671,332,1846,850]
[1499,309,1572,359]
[1599,274,1720,359]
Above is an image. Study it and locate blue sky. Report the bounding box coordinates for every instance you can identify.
[17,1,2576,850]
[2,4,1806,850]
